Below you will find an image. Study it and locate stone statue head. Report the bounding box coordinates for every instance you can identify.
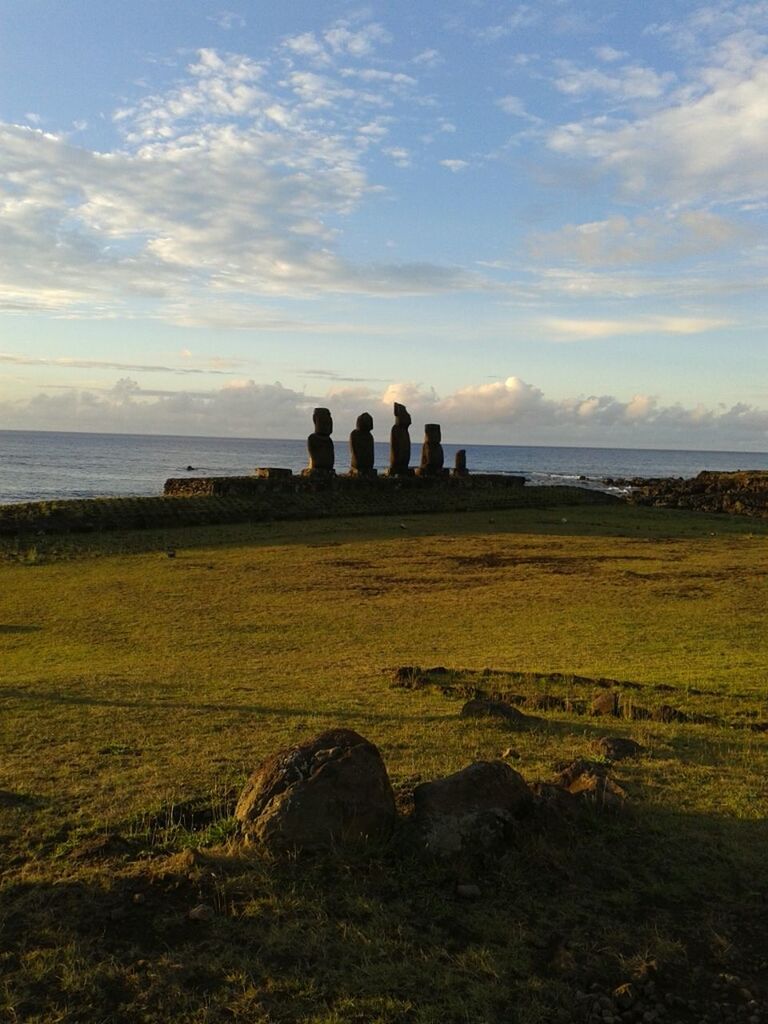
[313,407,333,436]
[424,423,441,443]
[393,402,411,428]
[356,412,373,432]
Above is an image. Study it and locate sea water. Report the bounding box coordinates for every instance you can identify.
[2,429,768,505]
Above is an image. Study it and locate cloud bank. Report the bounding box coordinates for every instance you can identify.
[3,375,767,450]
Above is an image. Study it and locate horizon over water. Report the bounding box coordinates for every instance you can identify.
[2,428,768,505]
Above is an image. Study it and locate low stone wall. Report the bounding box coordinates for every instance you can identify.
[0,479,618,537]
[160,471,538,524]
[163,471,527,498]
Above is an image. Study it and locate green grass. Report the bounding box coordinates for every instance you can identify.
[1,502,768,1022]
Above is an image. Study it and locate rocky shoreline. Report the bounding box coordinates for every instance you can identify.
[603,470,768,518]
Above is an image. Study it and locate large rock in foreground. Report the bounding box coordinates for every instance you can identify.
[236,729,396,852]
[413,760,532,857]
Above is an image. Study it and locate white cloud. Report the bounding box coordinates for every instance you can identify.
[496,95,528,116]
[532,267,728,301]
[324,22,391,58]
[209,10,246,30]
[282,20,392,66]
[547,35,768,203]
[541,315,731,341]
[0,34,487,320]
[282,32,329,62]
[553,60,675,101]
[411,49,442,67]
[529,211,754,266]
[384,146,411,167]
[475,7,540,43]
[0,353,236,375]
[646,2,768,52]
[593,46,627,63]
[440,158,469,172]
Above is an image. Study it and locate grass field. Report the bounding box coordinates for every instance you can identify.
[2,502,768,1023]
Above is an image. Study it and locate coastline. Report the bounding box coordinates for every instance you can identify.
[3,428,768,505]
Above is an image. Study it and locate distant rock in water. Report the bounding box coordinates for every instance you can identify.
[186,465,197,471]
[624,470,768,518]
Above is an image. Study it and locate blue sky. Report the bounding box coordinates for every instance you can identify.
[1,0,768,448]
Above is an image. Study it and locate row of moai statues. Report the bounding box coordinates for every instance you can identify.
[304,403,468,478]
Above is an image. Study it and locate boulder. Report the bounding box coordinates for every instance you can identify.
[235,728,396,852]
[460,698,539,727]
[413,760,532,857]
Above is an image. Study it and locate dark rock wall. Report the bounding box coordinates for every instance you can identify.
[0,479,617,537]
[629,471,768,518]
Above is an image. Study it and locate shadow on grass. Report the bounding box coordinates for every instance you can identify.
[0,686,446,723]
[0,790,45,809]
[0,624,41,634]
[4,501,766,564]
[1,799,767,1024]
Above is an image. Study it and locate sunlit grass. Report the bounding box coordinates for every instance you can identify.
[1,503,768,1022]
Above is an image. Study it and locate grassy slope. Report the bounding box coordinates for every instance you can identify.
[1,503,768,1023]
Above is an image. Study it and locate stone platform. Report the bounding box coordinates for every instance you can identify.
[163,470,527,499]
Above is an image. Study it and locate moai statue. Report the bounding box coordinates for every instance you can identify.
[389,402,412,476]
[417,423,445,476]
[453,449,469,476]
[349,412,376,477]
[303,407,335,475]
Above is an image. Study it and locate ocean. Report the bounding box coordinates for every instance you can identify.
[2,429,768,505]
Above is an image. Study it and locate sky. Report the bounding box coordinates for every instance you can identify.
[1,0,768,449]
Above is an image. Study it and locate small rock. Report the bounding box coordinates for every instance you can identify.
[501,747,521,760]
[591,691,620,716]
[595,736,643,761]
[188,903,214,921]
[653,704,689,723]
[555,759,627,808]
[455,883,481,899]
[131,892,145,904]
